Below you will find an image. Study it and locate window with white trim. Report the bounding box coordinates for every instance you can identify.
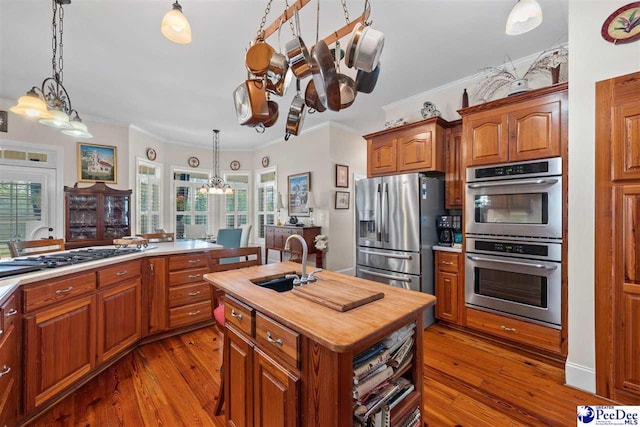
[224,173,249,229]
[173,170,210,239]
[256,169,276,240]
[137,161,162,234]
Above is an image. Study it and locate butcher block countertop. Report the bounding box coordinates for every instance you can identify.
[203,262,436,353]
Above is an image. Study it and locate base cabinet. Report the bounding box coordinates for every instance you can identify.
[434,251,462,325]
[0,292,21,427]
[226,325,254,427]
[97,279,141,363]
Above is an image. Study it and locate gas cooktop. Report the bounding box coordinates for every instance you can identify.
[0,248,141,278]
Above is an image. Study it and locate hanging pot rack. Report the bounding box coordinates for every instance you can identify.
[259,0,370,46]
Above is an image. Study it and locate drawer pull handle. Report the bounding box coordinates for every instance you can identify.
[188,259,201,264]
[266,331,283,346]
[230,309,243,320]
[188,310,201,316]
[187,291,201,296]
[5,309,17,317]
[500,325,516,332]
[0,365,10,377]
[0,330,3,336]
[55,287,74,295]
[441,261,454,265]
[188,274,201,279]
[150,263,155,273]
[116,270,128,276]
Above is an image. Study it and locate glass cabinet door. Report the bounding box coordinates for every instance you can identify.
[104,195,130,239]
[67,194,98,241]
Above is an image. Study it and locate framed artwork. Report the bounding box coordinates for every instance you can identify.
[288,172,311,216]
[77,142,117,183]
[601,2,640,44]
[335,191,350,209]
[336,164,349,188]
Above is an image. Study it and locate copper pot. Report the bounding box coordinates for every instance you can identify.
[304,79,326,113]
[233,79,269,126]
[245,39,275,77]
[285,79,306,141]
[263,100,279,128]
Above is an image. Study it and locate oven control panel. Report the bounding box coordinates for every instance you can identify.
[466,237,562,262]
[473,240,548,257]
[474,161,549,179]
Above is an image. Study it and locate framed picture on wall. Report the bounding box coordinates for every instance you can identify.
[336,164,349,188]
[335,191,350,209]
[288,172,311,216]
[78,142,117,183]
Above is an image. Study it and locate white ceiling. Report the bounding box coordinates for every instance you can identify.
[0,0,568,150]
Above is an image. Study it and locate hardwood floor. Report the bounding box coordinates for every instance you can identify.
[27,324,612,426]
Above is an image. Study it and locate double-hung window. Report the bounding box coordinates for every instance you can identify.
[224,173,249,229]
[256,168,276,240]
[173,170,209,239]
[136,161,162,234]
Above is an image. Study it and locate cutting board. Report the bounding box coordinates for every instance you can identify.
[291,279,384,312]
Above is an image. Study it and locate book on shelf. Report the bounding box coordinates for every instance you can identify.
[354,363,389,385]
[382,323,415,349]
[353,349,391,378]
[353,366,394,400]
[353,342,386,366]
[388,336,414,369]
[389,390,420,427]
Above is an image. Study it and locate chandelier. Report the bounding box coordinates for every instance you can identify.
[10,0,92,139]
[161,0,192,44]
[199,130,233,195]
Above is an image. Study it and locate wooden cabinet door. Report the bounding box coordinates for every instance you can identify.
[253,347,299,427]
[24,295,96,411]
[508,96,562,162]
[265,227,275,250]
[435,270,458,323]
[144,257,168,336]
[463,112,509,166]
[97,279,141,363]
[368,137,397,176]
[445,125,463,208]
[0,310,19,427]
[397,127,439,172]
[612,101,640,181]
[226,325,254,427]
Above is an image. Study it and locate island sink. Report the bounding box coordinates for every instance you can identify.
[250,273,297,292]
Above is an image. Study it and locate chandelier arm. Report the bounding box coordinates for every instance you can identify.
[41,76,73,114]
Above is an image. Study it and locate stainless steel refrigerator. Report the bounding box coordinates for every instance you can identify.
[355,173,444,326]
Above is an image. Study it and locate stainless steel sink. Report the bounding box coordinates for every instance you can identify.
[251,274,297,293]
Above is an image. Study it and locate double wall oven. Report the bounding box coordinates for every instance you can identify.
[465,157,563,329]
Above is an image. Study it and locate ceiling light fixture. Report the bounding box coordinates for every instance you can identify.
[199,130,233,195]
[11,0,92,138]
[506,0,543,35]
[161,1,192,44]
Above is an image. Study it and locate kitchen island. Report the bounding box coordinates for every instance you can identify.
[204,261,436,426]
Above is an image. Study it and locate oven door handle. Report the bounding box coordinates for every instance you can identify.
[358,268,412,286]
[467,178,558,189]
[466,255,558,270]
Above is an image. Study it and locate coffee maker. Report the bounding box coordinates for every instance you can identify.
[436,215,461,246]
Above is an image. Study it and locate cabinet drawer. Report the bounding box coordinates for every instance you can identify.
[0,322,17,413]
[466,308,562,354]
[1,293,18,331]
[169,300,212,329]
[169,283,211,308]
[256,312,300,369]
[225,296,255,337]
[169,268,209,287]
[436,252,460,273]
[98,260,141,288]
[169,253,208,271]
[24,272,96,313]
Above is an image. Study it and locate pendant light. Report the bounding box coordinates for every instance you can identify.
[11,0,92,138]
[199,130,233,195]
[161,1,192,44]
[506,0,543,35]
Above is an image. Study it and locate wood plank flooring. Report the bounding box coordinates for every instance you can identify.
[27,324,613,426]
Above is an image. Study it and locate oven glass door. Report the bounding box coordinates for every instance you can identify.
[465,176,562,238]
[465,253,561,327]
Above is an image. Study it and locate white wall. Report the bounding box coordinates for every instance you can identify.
[565,0,640,393]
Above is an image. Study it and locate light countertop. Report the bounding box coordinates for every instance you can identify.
[433,245,463,253]
[0,240,222,301]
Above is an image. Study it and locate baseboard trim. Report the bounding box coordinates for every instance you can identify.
[565,361,596,393]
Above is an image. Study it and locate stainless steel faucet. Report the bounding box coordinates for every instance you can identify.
[284,234,308,282]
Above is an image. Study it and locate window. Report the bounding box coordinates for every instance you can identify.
[224,173,249,229]
[173,170,210,239]
[256,169,276,240]
[137,161,162,234]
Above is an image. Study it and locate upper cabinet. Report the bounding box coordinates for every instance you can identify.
[364,117,447,177]
[64,182,132,249]
[460,83,567,167]
[445,121,463,209]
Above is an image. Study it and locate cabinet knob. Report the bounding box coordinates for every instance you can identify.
[230,309,243,320]
[266,331,283,346]
[150,263,155,274]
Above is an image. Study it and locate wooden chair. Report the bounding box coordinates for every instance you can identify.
[208,246,262,416]
[136,232,174,243]
[9,239,65,258]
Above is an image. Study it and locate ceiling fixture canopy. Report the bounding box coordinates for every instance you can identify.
[199,130,233,195]
[10,0,92,139]
[506,0,543,35]
[161,1,192,44]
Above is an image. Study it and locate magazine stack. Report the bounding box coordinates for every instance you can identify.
[352,323,421,427]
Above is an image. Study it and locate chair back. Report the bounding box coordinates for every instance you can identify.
[137,232,174,243]
[209,246,262,272]
[9,239,65,258]
[215,228,243,264]
[185,224,207,239]
[239,224,252,247]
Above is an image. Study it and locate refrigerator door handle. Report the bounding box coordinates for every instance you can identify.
[375,183,381,241]
[358,268,411,288]
[382,182,389,242]
[360,249,413,260]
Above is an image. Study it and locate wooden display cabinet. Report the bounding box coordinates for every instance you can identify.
[64,182,132,249]
[265,226,321,263]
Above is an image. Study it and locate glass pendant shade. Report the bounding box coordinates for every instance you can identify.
[61,116,93,138]
[506,0,543,35]
[10,90,50,118]
[39,107,72,129]
[161,2,192,44]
